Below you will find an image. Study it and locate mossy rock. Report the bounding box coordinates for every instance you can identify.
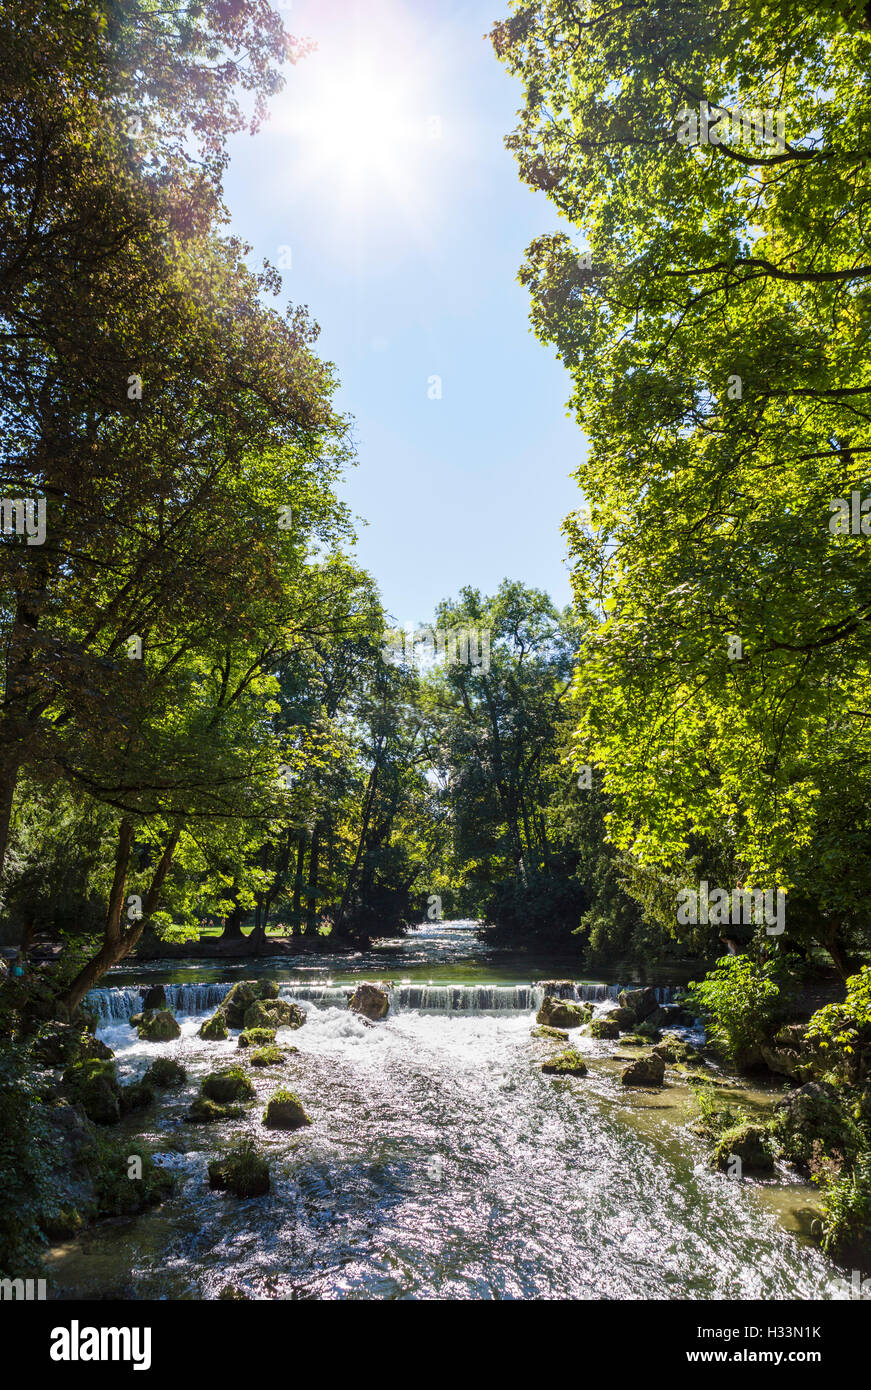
[201,1067,255,1103]
[242,999,304,1031]
[208,1140,270,1198]
[61,1058,121,1125]
[619,1034,649,1048]
[263,1088,311,1130]
[713,1123,775,1174]
[348,983,390,1021]
[188,1097,247,1123]
[91,1138,174,1217]
[541,1049,588,1076]
[41,1207,86,1240]
[34,1025,113,1069]
[637,1021,663,1042]
[653,1036,704,1067]
[238,1027,276,1049]
[221,980,279,1028]
[135,1009,181,1042]
[531,1025,570,1041]
[590,1017,620,1040]
[119,1080,154,1115]
[621,1053,665,1087]
[608,1006,637,1031]
[248,1045,284,1067]
[199,1011,229,1041]
[536,996,590,1030]
[143,1057,187,1088]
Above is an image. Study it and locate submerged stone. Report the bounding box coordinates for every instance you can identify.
[713,1123,775,1173]
[208,1141,270,1198]
[531,1025,570,1041]
[143,1057,187,1088]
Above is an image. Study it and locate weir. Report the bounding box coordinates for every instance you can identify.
[85,978,675,1020]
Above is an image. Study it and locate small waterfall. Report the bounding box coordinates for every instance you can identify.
[279,984,351,1007]
[85,981,232,1021]
[282,982,543,1012]
[535,981,676,1006]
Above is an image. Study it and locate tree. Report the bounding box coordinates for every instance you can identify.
[492,0,871,968]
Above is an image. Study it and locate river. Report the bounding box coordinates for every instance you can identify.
[47,922,846,1300]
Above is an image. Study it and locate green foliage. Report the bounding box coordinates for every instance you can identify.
[817,1154,871,1259]
[806,966,871,1083]
[686,955,790,1061]
[0,1045,53,1277]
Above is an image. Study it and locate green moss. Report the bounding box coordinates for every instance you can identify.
[143,1057,187,1088]
[531,1025,570,1041]
[242,999,304,1031]
[541,1049,588,1075]
[61,1058,120,1125]
[713,1123,775,1174]
[263,1088,311,1129]
[590,1018,619,1040]
[208,1140,270,1197]
[89,1136,174,1217]
[135,1009,181,1042]
[249,1045,283,1067]
[119,1080,154,1115]
[199,1011,229,1040]
[188,1097,246,1123]
[201,1067,255,1103]
[238,1028,276,1048]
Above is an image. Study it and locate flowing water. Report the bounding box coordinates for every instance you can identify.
[48,923,846,1300]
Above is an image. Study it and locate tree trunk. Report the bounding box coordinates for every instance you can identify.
[61,819,181,1015]
[291,836,305,935]
[220,898,245,939]
[305,828,320,934]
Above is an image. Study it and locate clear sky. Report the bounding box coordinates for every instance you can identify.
[223,0,585,628]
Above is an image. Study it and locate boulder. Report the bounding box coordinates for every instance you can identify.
[590,1017,620,1040]
[348,983,390,1022]
[119,1080,154,1115]
[618,987,660,1020]
[263,1088,311,1130]
[221,980,279,1029]
[242,998,304,1031]
[135,1009,181,1042]
[141,985,167,1011]
[713,1123,775,1174]
[34,1025,113,1069]
[143,1057,187,1088]
[201,1067,255,1103]
[531,1025,570,1041]
[199,1011,229,1040]
[621,1053,666,1087]
[248,1045,284,1067]
[238,1027,277,1048]
[536,995,589,1030]
[541,1049,588,1076]
[61,1058,121,1125]
[761,1044,812,1083]
[208,1141,270,1198]
[653,1036,704,1067]
[773,1081,844,1168]
[188,1097,246,1123]
[608,1006,637,1031]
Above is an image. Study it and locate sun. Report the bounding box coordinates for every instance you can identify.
[275,42,437,211]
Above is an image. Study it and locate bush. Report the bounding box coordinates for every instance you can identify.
[0,1046,54,1277]
[686,955,791,1063]
[817,1153,871,1259]
[806,966,871,1085]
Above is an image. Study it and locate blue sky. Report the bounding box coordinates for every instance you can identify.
[223,0,585,626]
